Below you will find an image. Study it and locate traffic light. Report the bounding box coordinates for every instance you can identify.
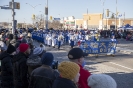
[106,9,109,17]
[50,16,52,20]
[16,2,20,9]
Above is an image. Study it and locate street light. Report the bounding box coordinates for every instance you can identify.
[26,3,41,27]
[23,18,27,28]
[115,0,118,30]
[99,0,106,30]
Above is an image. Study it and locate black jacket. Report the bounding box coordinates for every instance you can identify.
[27,54,42,75]
[29,65,59,88]
[12,52,29,88]
[0,52,13,87]
[52,77,77,88]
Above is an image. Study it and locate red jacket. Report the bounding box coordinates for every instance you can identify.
[78,64,91,88]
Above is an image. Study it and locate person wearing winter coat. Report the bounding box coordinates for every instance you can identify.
[68,48,91,88]
[27,45,45,75]
[52,61,80,88]
[10,35,21,49]
[0,44,16,88]
[6,34,13,46]
[0,38,7,54]
[29,52,59,88]
[12,43,31,88]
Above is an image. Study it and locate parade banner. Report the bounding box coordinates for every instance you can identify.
[80,41,117,54]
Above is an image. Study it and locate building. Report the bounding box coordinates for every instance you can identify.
[75,13,133,30]
[63,16,76,29]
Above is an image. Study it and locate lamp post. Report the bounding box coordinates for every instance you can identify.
[45,0,48,30]
[23,18,27,28]
[115,0,117,30]
[26,3,41,27]
[100,0,106,30]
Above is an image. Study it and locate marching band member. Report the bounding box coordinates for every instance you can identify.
[58,33,64,50]
[52,33,56,48]
[46,32,52,47]
[70,33,76,48]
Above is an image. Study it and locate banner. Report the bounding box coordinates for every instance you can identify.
[80,41,117,54]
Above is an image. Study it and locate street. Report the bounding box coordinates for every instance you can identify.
[34,39,133,88]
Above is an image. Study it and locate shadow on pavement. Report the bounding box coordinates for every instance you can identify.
[106,72,133,88]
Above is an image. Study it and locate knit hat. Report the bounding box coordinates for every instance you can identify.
[19,43,29,53]
[33,47,44,55]
[41,52,54,66]
[88,74,117,88]
[58,61,80,80]
[6,44,16,54]
[68,48,84,60]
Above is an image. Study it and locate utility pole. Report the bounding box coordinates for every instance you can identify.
[115,0,117,30]
[12,0,15,34]
[45,0,48,29]
[123,12,125,26]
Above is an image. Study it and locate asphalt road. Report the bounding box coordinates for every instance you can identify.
[34,40,133,88]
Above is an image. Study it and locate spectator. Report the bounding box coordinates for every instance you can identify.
[13,43,30,88]
[68,48,91,88]
[52,61,80,88]
[88,74,117,88]
[0,44,16,88]
[20,34,27,43]
[27,45,46,75]
[0,38,7,54]
[6,34,13,46]
[10,35,21,49]
[29,52,59,88]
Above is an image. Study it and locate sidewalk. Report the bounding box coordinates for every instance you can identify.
[116,39,133,54]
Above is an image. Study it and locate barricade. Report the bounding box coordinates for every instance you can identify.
[80,41,117,57]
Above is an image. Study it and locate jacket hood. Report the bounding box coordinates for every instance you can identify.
[0,52,10,60]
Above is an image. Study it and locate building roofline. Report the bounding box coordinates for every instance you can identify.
[83,13,102,15]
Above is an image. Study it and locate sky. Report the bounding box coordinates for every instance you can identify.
[0,0,133,23]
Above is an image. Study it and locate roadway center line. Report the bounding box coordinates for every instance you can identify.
[109,62,133,71]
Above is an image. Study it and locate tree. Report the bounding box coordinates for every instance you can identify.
[17,23,23,28]
[2,22,8,26]
[110,14,115,19]
[48,20,62,29]
[34,14,45,28]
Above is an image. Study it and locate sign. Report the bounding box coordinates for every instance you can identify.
[80,41,117,54]
[9,2,20,9]
[54,18,60,21]
[0,7,11,9]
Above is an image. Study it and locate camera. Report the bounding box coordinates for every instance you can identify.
[52,61,58,69]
